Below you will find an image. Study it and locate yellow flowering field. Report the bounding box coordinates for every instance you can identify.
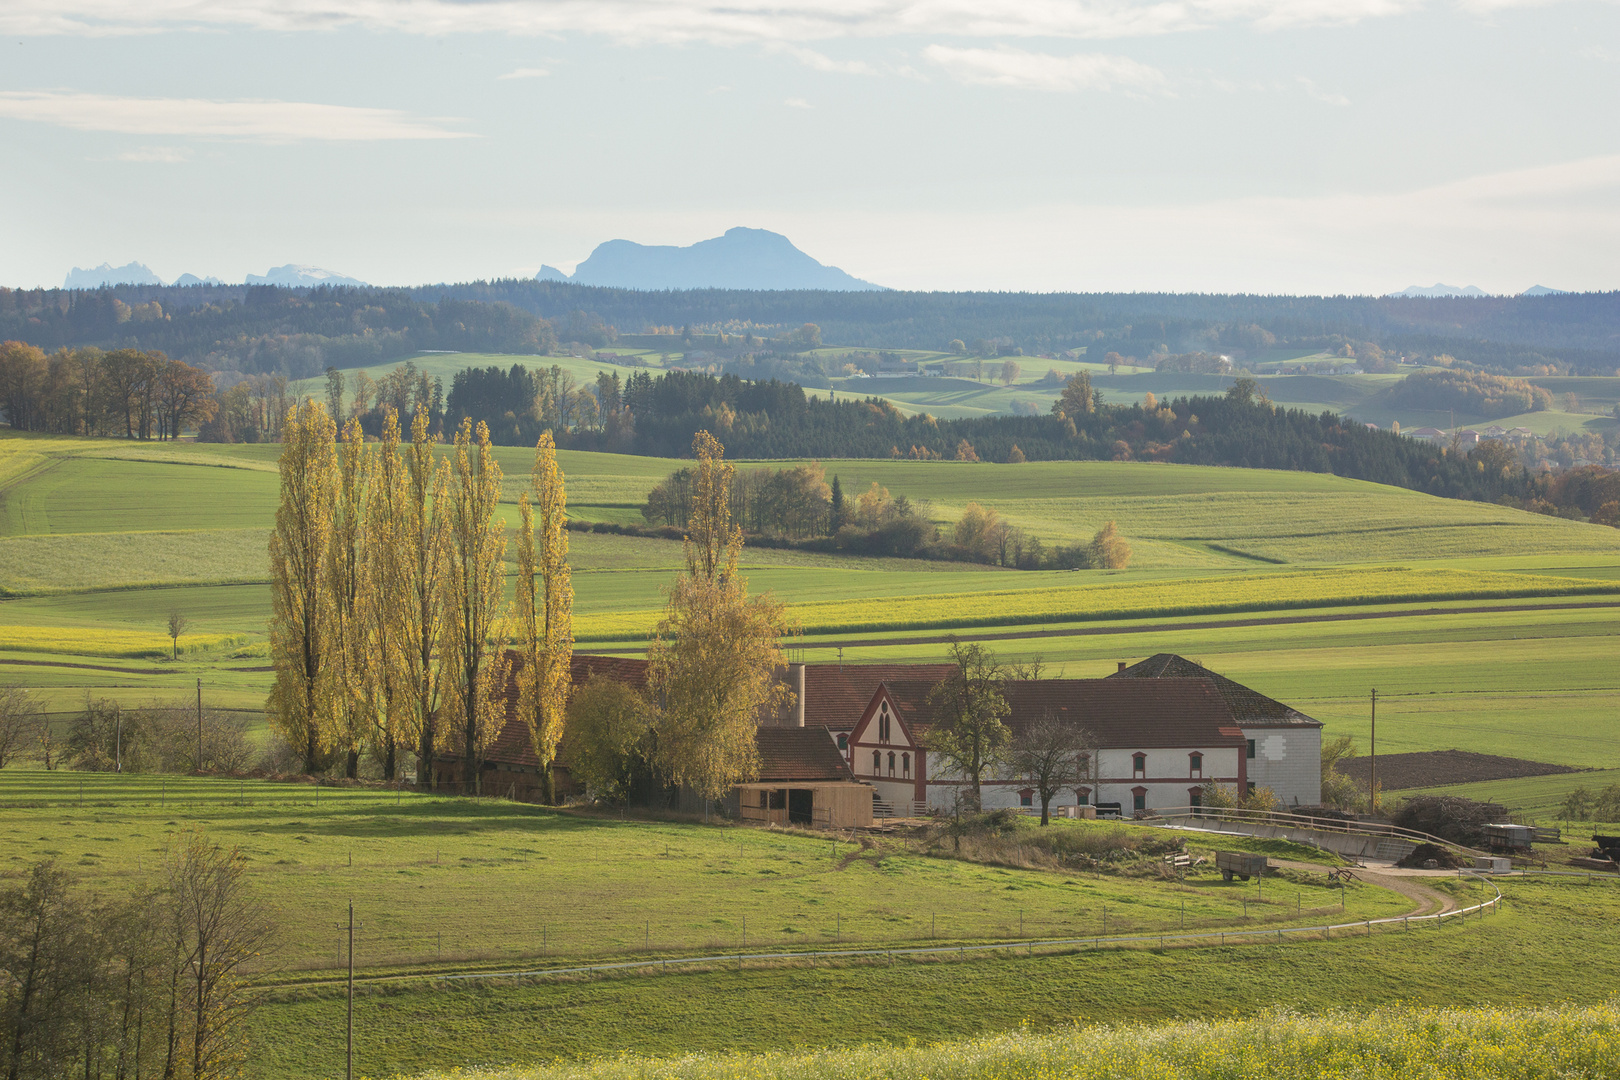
[0,625,246,659]
[404,1001,1620,1080]
[574,565,1617,640]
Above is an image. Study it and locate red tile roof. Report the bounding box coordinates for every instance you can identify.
[466,652,650,772]
[876,677,1245,749]
[753,728,856,782]
[1107,654,1321,729]
[800,663,957,731]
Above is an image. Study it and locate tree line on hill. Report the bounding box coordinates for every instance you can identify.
[5,279,1620,377]
[638,462,1131,568]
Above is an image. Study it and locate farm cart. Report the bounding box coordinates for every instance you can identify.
[1216,851,1268,882]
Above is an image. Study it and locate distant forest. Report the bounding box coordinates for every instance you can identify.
[2,279,1618,379]
[432,365,1554,509]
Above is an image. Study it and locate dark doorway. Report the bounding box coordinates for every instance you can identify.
[788,788,814,825]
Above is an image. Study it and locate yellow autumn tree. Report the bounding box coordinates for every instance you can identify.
[359,407,410,780]
[514,431,574,803]
[268,398,337,774]
[443,417,510,794]
[648,431,791,804]
[326,414,373,779]
[400,408,450,788]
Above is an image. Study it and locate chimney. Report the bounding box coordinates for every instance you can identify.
[1117,660,1128,673]
[789,663,806,727]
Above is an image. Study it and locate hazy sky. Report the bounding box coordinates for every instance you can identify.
[2,0,1617,294]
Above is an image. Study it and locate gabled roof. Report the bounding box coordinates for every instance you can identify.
[753,728,856,782]
[1107,654,1322,728]
[799,663,957,730]
[867,677,1245,749]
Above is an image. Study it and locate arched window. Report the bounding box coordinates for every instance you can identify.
[872,750,881,774]
[901,753,911,778]
[1132,753,1147,778]
[1076,787,1091,806]
[1189,752,1203,778]
[836,732,848,751]
[879,704,891,743]
[887,751,896,777]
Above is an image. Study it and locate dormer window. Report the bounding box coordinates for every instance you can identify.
[1132,753,1147,779]
[836,732,848,751]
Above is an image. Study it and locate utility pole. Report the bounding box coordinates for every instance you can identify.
[1369,688,1378,814]
[196,678,203,773]
[337,903,362,1080]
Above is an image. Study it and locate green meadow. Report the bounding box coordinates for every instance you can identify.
[0,428,1615,800]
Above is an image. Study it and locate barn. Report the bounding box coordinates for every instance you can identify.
[846,677,1249,816]
[1108,654,1324,806]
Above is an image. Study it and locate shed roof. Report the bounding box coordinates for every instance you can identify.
[1107,654,1322,729]
[753,728,856,782]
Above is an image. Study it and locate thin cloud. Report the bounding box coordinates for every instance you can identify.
[0,91,473,141]
[1297,76,1350,106]
[784,97,813,109]
[0,0,1543,44]
[925,45,1168,93]
[773,45,874,75]
[115,146,190,162]
[498,67,550,80]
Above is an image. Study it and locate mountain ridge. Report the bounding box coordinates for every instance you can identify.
[544,227,885,291]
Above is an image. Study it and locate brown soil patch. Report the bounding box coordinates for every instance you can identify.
[1342,750,1580,791]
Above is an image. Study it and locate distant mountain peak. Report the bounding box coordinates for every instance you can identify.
[1520,284,1568,296]
[1387,283,1489,298]
[246,264,367,288]
[64,261,164,289]
[545,227,885,291]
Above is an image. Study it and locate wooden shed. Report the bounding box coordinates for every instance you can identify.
[731,728,873,829]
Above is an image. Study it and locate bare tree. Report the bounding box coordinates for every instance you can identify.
[165,828,274,1080]
[1008,713,1096,826]
[921,640,1011,810]
[0,686,41,769]
[167,611,189,661]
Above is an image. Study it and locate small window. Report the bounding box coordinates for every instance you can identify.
[1133,791,1147,812]
[836,732,848,751]
[1189,788,1203,809]
[1076,788,1090,806]
[1019,789,1034,807]
[1246,739,1256,760]
[901,753,911,778]
[1132,753,1147,778]
[887,751,896,777]
[1189,752,1203,778]
[872,750,881,775]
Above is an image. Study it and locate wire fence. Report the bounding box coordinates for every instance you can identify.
[276,871,1531,991]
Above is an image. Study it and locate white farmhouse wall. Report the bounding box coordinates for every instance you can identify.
[923,746,1242,814]
[1242,727,1322,806]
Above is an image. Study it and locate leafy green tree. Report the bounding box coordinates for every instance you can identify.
[922,640,1011,809]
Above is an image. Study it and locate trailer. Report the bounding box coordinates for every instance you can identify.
[1216,850,1268,882]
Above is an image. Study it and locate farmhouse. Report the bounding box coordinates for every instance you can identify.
[847,676,1250,816]
[451,653,1321,820]
[1109,654,1323,806]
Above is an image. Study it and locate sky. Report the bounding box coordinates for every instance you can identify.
[2,0,1618,295]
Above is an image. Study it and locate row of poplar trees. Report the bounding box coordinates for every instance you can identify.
[267,401,572,795]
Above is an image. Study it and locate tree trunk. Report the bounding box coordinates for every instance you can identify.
[383,738,396,783]
[346,749,359,780]
[417,717,435,790]
[1040,797,1051,826]
[543,762,554,806]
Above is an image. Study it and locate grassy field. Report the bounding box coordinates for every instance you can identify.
[0,771,1390,975]
[398,1001,1620,1080]
[0,429,1615,793]
[244,874,1617,1079]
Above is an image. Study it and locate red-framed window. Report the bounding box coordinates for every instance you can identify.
[1132,753,1147,778]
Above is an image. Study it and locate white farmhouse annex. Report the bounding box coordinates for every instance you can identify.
[846,677,1251,816]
